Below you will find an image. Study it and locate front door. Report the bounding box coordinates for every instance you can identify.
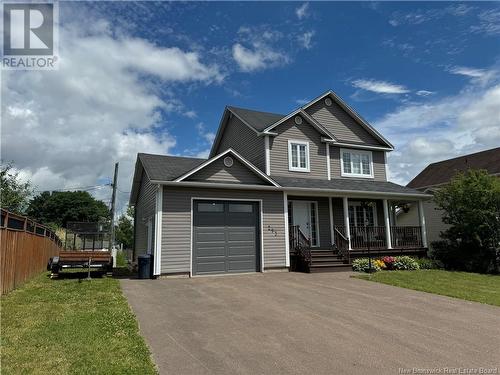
[291,201,318,246]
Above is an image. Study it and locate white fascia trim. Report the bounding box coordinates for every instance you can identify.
[265,135,271,176]
[154,184,163,276]
[326,143,331,180]
[322,138,393,151]
[288,140,311,172]
[150,180,433,199]
[340,148,374,179]
[175,148,280,187]
[328,91,394,149]
[283,187,433,199]
[300,90,393,149]
[261,109,335,140]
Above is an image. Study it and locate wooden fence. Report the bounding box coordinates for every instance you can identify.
[1,209,62,295]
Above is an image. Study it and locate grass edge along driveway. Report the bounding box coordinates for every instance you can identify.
[1,272,157,374]
[355,269,500,307]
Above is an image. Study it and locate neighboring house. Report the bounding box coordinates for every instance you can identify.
[130,90,431,277]
[397,147,500,248]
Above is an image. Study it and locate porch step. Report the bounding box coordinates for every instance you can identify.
[311,256,345,263]
[309,263,353,273]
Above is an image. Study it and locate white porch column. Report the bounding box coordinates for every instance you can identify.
[342,196,351,250]
[265,135,271,176]
[329,197,334,245]
[418,200,428,247]
[284,192,290,267]
[154,184,163,276]
[383,199,392,249]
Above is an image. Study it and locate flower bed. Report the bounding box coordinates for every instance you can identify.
[352,256,438,273]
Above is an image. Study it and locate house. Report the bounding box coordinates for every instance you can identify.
[129,90,431,277]
[397,147,500,248]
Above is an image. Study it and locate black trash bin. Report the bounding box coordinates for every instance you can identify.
[138,254,153,279]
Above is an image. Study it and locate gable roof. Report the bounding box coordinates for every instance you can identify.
[129,153,206,204]
[227,106,285,132]
[175,148,280,187]
[407,147,500,189]
[271,90,393,149]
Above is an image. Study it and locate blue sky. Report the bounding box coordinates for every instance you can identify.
[2,1,500,211]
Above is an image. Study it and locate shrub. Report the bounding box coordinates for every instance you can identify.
[374,259,386,269]
[432,169,500,274]
[416,258,441,270]
[352,258,381,273]
[393,256,419,270]
[381,256,396,270]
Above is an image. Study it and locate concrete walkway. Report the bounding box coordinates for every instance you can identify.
[121,272,500,375]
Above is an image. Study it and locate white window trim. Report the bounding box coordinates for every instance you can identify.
[340,148,374,179]
[288,140,310,172]
[348,201,378,227]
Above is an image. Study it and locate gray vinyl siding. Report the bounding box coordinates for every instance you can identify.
[396,199,447,249]
[289,196,332,247]
[306,100,383,146]
[185,157,266,185]
[134,175,156,260]
[161,187,286,274]
[269,118,328,179]
[216,115,266,172]
[330,146,387,182]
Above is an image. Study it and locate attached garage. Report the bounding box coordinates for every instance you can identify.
[193,200,261,275]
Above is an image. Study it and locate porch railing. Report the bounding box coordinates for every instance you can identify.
[334,227,350,263]
[334,226,423,250]
[390,226,422,249]
[289,225,311,265]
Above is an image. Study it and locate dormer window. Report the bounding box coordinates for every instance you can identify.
[340,148,373,178]
[288,140,310,172]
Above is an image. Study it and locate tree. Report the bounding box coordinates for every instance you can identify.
[115,206,134,249]
[431,169,500,273]
[27,190,110,228]
[0,163,33,214]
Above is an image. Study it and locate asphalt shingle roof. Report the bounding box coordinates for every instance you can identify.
[273,176,427,195]
[407,147,500,189]
[139,153,206,181]
[227,106,285,132]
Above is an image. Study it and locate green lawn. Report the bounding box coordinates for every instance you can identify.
[355,270,500,307]
[1,271,157,374]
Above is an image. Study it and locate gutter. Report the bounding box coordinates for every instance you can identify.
[149,180,433,199]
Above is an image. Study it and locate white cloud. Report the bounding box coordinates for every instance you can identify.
[183,110,197,119]
[375,81,500,185]
[295,3,310,20]
[448,66,498,86]
[232,42,289,72]
[195,123,216,144]
[416,90,435,97]
[352,79,410,94]
[297,31,315,50]
[449,66,486,78]
[471,9,500,36]
[1,14,223,213]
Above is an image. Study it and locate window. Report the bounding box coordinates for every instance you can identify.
[340,149,373,178]
[197,202,224,212]
[229,203,253,213]
[288,140,310,172]
[348,203,377,227]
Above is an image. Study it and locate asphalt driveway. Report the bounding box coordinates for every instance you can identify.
[121,272,500,375]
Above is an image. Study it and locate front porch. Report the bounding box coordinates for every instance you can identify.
[286,195,428,272]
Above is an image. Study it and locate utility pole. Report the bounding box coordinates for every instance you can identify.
[109,162,119,253]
